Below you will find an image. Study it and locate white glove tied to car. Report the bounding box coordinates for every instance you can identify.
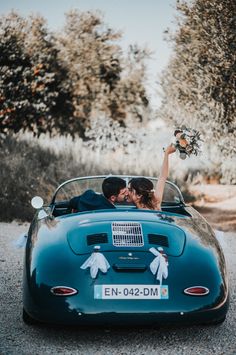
[149,247,168,285]
[80,246,110,279]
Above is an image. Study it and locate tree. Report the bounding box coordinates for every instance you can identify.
[159,0,236,181]
[0,10,150,138]
[109,44,150,124]
[0,12,32,134]
[24,15,78,136]
[56,10,150,130]
[0,12,75,137]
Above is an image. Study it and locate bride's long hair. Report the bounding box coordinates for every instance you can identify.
[129,177,157,210]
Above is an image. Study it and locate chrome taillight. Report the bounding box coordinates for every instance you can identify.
[184,286,209,296]
[50,286,78,296]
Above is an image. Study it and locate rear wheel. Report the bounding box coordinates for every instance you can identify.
[23,308,39,325]
[202,315,226,326]
[210,315,226,325]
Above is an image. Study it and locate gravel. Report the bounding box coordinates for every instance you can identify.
[0,221,236,355]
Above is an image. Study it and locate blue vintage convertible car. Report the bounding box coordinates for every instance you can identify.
[23,175,229,326]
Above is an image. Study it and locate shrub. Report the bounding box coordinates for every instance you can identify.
[0,135,104,221]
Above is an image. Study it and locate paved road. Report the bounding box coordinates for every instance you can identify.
[0,221,236,355]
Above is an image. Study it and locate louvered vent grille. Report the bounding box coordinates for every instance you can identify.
[87,233,108,246]
[148,234,169,247]
[112,222,144,247]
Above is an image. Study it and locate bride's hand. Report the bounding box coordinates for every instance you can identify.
[164,144,176,155]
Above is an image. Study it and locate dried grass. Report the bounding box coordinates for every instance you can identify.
[0,129,220,221]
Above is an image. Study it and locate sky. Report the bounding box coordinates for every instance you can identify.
[0,0,179,108]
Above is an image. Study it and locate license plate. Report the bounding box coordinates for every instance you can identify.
[94,284,169,299]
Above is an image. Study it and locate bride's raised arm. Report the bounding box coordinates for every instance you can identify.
[154,144,176,209]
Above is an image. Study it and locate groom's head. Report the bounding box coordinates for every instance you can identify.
[102,177,128,203]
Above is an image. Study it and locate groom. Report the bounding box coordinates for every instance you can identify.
[68,176,128,212]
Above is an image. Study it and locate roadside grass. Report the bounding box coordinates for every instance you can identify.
[0,132,214,222]
[0,135,104,221]
[1,134,163,221]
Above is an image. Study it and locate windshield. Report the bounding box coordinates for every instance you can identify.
[52,176,184,206]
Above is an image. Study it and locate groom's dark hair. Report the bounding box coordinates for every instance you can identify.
[102,177,126,199]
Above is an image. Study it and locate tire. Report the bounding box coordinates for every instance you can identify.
[22,308,39,325]
[202,315,226,326]
[210,315,226,325]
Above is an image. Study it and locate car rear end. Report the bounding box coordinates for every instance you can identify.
[23,210,229,326]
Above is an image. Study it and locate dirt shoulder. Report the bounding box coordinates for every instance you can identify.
[189,184,236,232]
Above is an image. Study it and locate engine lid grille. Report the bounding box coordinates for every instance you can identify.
[112,222,144,247]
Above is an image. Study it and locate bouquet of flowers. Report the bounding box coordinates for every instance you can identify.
[174,126,203,160]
